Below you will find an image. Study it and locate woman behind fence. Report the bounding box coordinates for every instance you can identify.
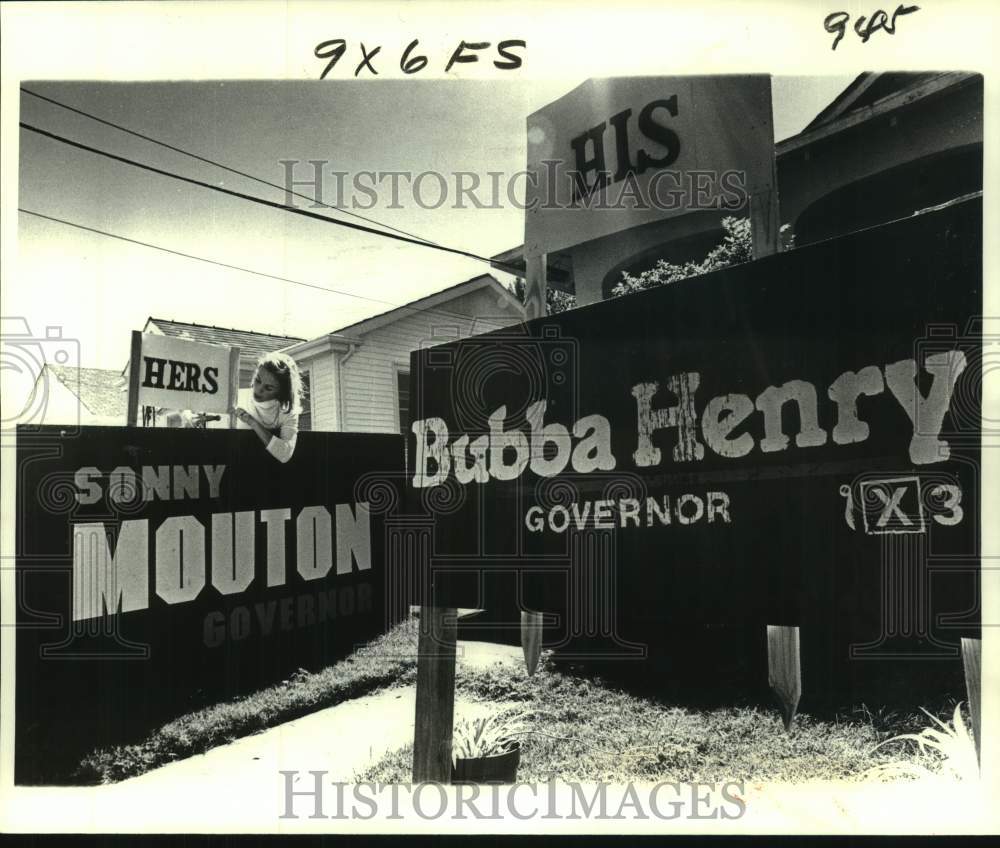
[233,352,304,464]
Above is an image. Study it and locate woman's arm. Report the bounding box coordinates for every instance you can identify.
[235,407,271,444]
[265,414,299,464]
[234,407,298,464]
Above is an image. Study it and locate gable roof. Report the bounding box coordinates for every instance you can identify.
[144,318,305,362]
[327,273,525,337]
[47,365,128,419]
[802,72,960,133]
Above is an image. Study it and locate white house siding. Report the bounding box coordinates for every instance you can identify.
[338,288,523,434]
[305,354,339,431]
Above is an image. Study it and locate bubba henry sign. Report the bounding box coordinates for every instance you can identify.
[408,197,981,703]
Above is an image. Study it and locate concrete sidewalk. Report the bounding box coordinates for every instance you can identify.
[121,639,524,788]
[3,640,526,831]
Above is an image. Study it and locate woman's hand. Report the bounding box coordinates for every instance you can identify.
[234,406,273,449]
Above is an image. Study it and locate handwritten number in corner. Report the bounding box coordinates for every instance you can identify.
[825,4,920,51]
[315,39,347,80]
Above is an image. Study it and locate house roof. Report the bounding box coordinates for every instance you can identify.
[47,365,128,419]
[144,318,305,362]
[802,72,946,133]
[326,274,525,337]
[777,71,977,157]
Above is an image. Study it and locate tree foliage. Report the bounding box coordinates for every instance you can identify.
[509,277,577,315]
[509,218,794,310]
[610,216,755,298]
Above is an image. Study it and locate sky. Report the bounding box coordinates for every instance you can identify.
[13,75,853,371]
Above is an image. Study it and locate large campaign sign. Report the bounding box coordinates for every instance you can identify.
[14,426,403,784]
[409,197,982,704]
[524,75,775,255]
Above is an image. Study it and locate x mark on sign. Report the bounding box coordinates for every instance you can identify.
[859,476,924,535]
[872,485,912,527]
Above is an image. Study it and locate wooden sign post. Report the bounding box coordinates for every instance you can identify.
[126,330,142,427]
[227,345,241,428]
[412,606,458,783]
[520,251,547,677]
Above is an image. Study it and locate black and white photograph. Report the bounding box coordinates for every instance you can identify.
[0,0,997,836]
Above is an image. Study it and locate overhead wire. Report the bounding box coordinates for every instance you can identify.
[19,121,527,276]
[17,207,527,326]
[20,85,442,249]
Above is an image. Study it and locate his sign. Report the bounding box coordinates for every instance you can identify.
[14,426,403,784]
[130,332,238,416]
[524,75,775,255]
[409,197,982,704]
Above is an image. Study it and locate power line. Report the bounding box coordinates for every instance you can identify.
[18,207,517,323]
[20,85,441,249]
[20,121,525,275]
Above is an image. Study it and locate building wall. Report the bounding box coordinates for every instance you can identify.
[306,354,339,431]
[326,287,523,433]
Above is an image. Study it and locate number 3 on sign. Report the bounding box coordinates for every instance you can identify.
[929,483,963,526]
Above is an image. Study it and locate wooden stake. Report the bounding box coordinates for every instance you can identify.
[227,345,242,429]
[412,605,457,783]
[767,624,801,731]
[126,331,142,427]
[961,636,981,764]
[521,610,543,676]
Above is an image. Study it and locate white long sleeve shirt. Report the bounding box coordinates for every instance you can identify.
[236,388,299,464]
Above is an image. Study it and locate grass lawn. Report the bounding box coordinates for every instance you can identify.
[76,618,974,784]
[357,651,974,784]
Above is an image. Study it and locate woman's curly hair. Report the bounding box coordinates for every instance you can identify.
[256,352,305,415]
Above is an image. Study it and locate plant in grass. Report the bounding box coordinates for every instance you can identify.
[452,711,528,761]
[863,702,979,783]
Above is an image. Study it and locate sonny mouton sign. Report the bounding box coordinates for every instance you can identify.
[407,197,981,700]
[14,427,404,784]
